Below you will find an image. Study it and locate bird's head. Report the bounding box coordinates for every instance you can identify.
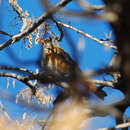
[40,37,60,53]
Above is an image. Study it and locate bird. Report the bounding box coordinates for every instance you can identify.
[40,37,81,85]
[39,37,107,99]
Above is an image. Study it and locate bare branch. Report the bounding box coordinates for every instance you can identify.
[8,0,25,20]
[114,122,130,129]
[91,79,114,88]
[57,21,117,49]
[0,39,14,51]
[99,122,130,130]
[77,0,105,11]
[50,16,64,41]
[0,66,35,75]
[0,30,12,37]
[0,0,72,50]
[85,67,119,77]
[0,101,11,121]
[91,104,121,118]
[91,97,130,119]
[40,0,50,11]
[0,72,35,92]
[59,9,118,23]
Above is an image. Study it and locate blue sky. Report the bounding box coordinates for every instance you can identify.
[0,0,127,129]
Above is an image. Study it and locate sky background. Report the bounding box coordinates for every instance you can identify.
[0,0,128,129]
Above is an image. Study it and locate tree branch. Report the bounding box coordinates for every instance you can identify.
[0,0,72,50]
[0,30,12,37]
[91,79,114,88]
[99,122,130,130]
[50,16,64,41]
[0,72,36,93]
[0,65,35,75]
[8,0,25,20]
[57,21,117,49]
[77,0,105,11]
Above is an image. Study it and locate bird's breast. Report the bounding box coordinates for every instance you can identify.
[46,54,71,74]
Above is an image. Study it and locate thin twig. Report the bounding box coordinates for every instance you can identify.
[91,104,120,118]
[0,0,72,50]
[40,0,50,12]
[114,122,130,129]
[57,21,117,49]
[0,101,11,121]
[41,111,53,130]
[50,16,64,41]
[91,97,130,119]
[99,122,130,130]
[77,0,105,11]
[59,10,118,22]
[85,67,119,77]
[91,79,114,88]
[0,30,13,37]
[8,0,25,20]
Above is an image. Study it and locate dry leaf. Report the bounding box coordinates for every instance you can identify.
[22,112,27,121]
[25,10,29,16]
[12,79,15,88]
[7,78,10,88]
[27,34,32,48]
[35,27,40,44]
[52,84,55,88]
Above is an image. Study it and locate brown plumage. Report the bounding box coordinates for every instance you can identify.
[40,37,81,82]
[40,37,106,99]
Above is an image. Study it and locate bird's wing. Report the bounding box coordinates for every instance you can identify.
[53,47,82,76]
[54,47,77,66]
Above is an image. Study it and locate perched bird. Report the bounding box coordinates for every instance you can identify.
[40,37,81,86]
[40,37,106,99]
